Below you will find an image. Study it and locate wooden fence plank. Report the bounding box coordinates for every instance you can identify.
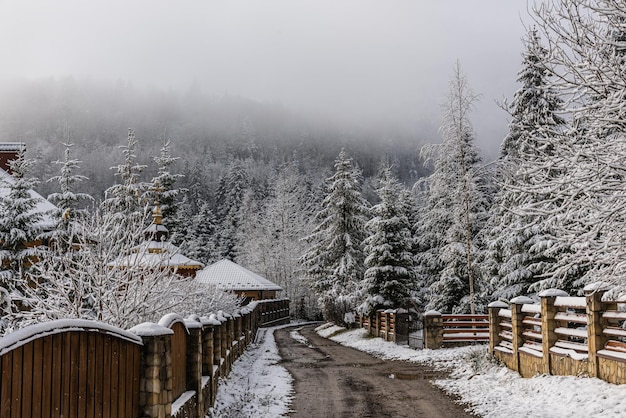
[117,342,127,418]
[110,338,120,418]
[52,333,63,418]
[78,333,88,418]
[102,336,112,418]
[20,344,35,418]
[10,346,22,418]
[61,333,72,417]
[86,332,96,418]
[31,338,43,418]
[1,351,12,418]
[42,336,53,418]
[124,343,135,416]
[69,332,81,418]
[132,345,141,417]
[94,333,104,418]
[171,322,187,400]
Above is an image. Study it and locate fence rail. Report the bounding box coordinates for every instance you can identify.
[422,312,489,348]
[0,298,290,418]
[489,286,626,384]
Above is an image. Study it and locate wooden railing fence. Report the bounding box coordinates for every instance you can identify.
[0,298,290,418]
[489,285,626,384]
[357,309,488,349]
[422,311,489,348]
[356,309,414,344]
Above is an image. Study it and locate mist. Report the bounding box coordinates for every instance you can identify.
[0,1,533,159]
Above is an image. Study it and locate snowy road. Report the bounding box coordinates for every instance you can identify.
[274,324,475,418]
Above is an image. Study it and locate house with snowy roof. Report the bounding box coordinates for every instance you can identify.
[0,142,58,232]
[108,200,204,277]
[195,259,282,302]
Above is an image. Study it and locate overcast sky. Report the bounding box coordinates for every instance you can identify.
[0,1,533,158]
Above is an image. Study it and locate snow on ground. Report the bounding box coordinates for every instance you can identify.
[208,324,295,418]
[289,328,314,348]
[320,325,626,418]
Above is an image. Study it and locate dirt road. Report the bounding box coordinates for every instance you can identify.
[274,324,475,418]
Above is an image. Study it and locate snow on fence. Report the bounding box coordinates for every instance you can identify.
[422,311,490,349]
[356,309,419,345]
[0,298,290,418]
[356,309,487,348]
[489,284,626,384]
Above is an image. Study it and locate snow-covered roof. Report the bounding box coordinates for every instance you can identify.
[0,168,58,230]
[109,240,204,270]
[195,259,282,292]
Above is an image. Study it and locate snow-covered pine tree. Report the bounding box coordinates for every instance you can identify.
[484,28,566,300]
[182,201,219,265]
[146,138,184,230]
[399,187,420,260]
[102,129,148,232]
[47,142,94,248]
[359,164,416,315]
[418,62,490,314]
[215,158,250,260]
[300,149,369,324]
[0,148,45,332]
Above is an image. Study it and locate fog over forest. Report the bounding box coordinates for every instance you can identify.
[0,1,531,177]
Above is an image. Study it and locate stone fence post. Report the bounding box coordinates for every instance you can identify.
[129,322,174,418]
[423,310,443,349]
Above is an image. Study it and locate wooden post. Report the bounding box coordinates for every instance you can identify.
[488,301,508,355]
[510,296,533,373]
[226,314,234,373]
[217,312,228,376]
[129,323,174,418]
[184,319,203,418]
[241,307,251,347]
[539,289,567,375]
[423,310,443,349]
[585,284,610,378]
[200,320,215,408]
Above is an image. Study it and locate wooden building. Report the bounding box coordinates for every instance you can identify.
[195,259,282,302]
[108,203,204,278]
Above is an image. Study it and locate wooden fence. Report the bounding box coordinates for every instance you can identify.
[0,298,290,418]
[357,309,488,349]
[357,309,414,343]
[422,311,489,349]
[489,285,626,384]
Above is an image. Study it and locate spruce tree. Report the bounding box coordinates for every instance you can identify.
[103,129,148,229]
[146,139,184,230]
[182,201,219,265]
[47,142,94,248]
[484,29,566,300]
[359,165,416,315]
[0,148,45,331]
[215,159,250,260]
[300,149,369,323]
[417,63,489,313]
